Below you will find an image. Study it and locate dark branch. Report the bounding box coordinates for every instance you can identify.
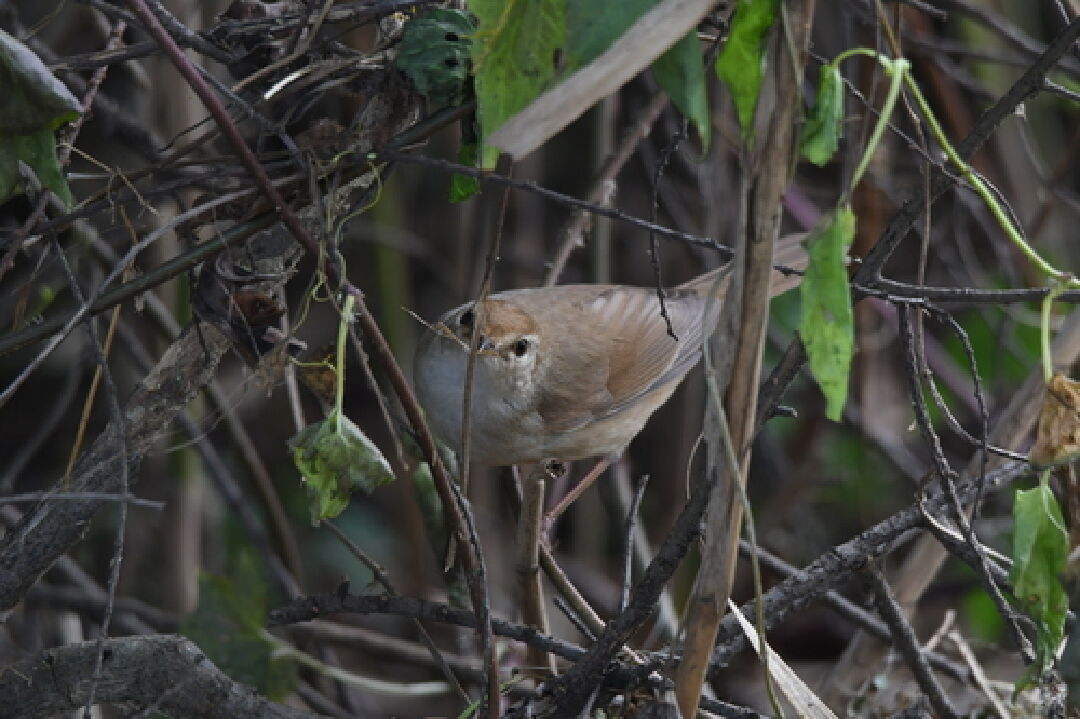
[1,635,322,719]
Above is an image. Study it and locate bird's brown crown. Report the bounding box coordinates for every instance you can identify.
[473,298,538,338]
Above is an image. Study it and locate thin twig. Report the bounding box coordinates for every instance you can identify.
[620,474,649,613]
[543,92,669,286]
[865,564,960,719]
[322,520,470,703]
[0,492,164,510]
[53,241,130,718]
[897,304,1034,661]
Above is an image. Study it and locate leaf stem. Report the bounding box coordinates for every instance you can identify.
[260,629,450,696]
[1040,282,1067,382]
[335,293,355,431]
[904,77,1079,288]
[848,57,907,190]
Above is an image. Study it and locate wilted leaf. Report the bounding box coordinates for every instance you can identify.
[397,9,476,107]
[1030,373,1080,466]
[715,0,779,139]
[296,344,338,406]
[469,0,566,166]
[799,207,855,421]
[1011,479,1069,688]
[289,409,395,524]
[800,63,844,166]
[181,552,295,700]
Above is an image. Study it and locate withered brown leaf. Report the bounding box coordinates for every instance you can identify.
[1030,373,1080,466]
[297,343,338,407]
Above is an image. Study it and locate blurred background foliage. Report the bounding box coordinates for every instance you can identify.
[0,0,1078,716]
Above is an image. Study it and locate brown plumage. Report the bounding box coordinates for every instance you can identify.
[414,237,807,466]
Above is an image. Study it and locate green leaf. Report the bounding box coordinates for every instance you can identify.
[469,0,566,166]
[180,552,295,700]
[715,0,779,139]
[412,460,449,557]
[960,588,1005,643]
[1010,479,1069,688]
[288,409,395,524]
[799,206,855,421]
[652,30,710,149]
[449,141,481,202]
[3,128,74,207]
[0,30,81,208]
[0,29,81,134]
[397,9,476,107]
[800,63,844,166]
[565,2,709,148]
[565,0,650,68]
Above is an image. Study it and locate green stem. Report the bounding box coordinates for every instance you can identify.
[833,47,879,65]
[904,76,1079,288]
[1040,280,1068,382]
[335,293,355,430]
[849,57,908,190]
[260,630,449,697]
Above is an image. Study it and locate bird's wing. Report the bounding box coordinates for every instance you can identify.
[531,285,708,433]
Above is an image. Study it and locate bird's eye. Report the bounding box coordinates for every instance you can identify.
[459,309,474,328]
[513,338,530,357]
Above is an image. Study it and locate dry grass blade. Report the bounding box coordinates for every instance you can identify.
[729,600,838,719]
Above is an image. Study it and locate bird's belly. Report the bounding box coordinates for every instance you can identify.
[542,380,682,462]
[468,395,545,465]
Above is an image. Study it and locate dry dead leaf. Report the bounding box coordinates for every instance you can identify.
[297,344,338,406]
[1030,373,1080,466]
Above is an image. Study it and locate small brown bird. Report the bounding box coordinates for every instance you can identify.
[414,239,806,467]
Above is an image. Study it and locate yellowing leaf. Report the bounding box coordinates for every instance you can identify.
[289,409,395,524]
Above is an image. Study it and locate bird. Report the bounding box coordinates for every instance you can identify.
[413,238,807,468]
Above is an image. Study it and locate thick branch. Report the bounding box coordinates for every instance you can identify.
[0,325,231,615]
[708,461,1030,669]
[269,593,587,662]
[1,635,322,719]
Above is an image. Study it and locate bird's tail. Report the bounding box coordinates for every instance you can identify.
[679,231,809,298]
